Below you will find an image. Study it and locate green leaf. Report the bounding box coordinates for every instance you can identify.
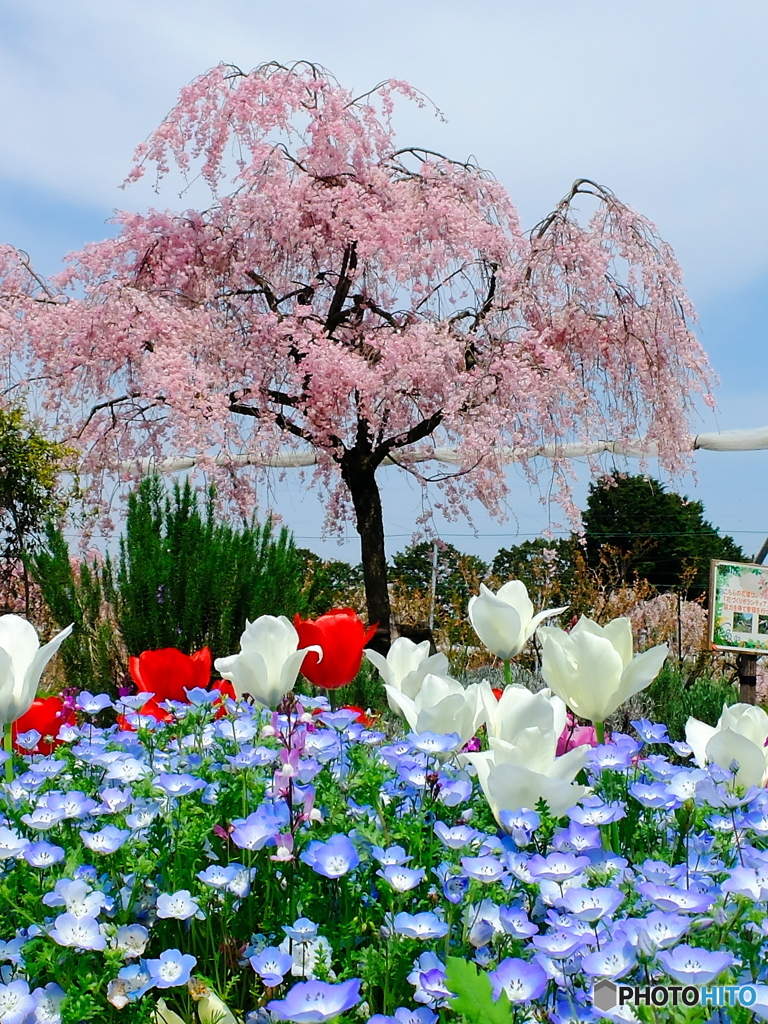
[445,956,512,1024]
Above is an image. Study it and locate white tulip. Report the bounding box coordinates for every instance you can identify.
[481,683,567,745]
[465,734,590,821]
[0,615,73,727]
[365,637,449,712]
[538,616,668,725]
[468,581,566,661]
[686,703,768,788]
[214,616,321,708]
[384,673,489,748]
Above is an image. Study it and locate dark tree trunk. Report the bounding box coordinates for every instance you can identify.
[339,449,392,654]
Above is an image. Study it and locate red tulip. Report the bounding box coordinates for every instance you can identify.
[12,696,76,755]
[129,647,212,703]
[293,609,377,690]
[491,687,504,701]
[341,704,376,728]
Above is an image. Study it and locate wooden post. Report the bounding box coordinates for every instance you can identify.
[737,652,758,704]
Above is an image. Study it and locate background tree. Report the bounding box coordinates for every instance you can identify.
[0,402,73,614]
[581,474,744,600]
[0,63,714,649]
[389,540,487,642]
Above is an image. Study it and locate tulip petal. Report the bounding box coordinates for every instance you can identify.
[705,729,767,788]
[527,605,568,639]
[685,716,717,768]
[601,618,634,668]
[363,647,393,687]
[469,592,525,660]
[0,615,40,683]
[496,580,535,622]
[616,644,668,706]
[19,624,73,722]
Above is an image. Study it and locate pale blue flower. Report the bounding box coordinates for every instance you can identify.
[146,949,197,989]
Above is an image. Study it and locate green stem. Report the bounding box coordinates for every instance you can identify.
[3,723,13,783]
[594,721,605,745]
[504,659,512,688]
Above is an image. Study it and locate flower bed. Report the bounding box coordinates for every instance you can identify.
[1,596,768,1023]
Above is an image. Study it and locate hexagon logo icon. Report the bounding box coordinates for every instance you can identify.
[593,980,618,1011]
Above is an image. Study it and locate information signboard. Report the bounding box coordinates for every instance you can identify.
[709,559,768,654]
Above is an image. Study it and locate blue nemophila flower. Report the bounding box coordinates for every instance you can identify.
[48,789,98,819]
[125,800,161,829]
[558,886,625,922]
[267,978,362,1022]
[300,834,360,878]
[0,979,34,1024]
[42,877,108,917]
[95,786,133,814]
[393,912,449,940]
[371,844,412,865]
[152,772,207,797]
[722,866,768,901]
[552,822,602,853]
[48,912,106,951]
[531,930,590,959]
[629,781,681,810]
[499,905,538,938]
[378,865,426,892]
[198,864,239,890]
[113,962,153,1004]
[435,770,472,806]
[489,956,548,1002]
[632,718,670,744]
[642,754,679,780]
[369,1008,438,1024]
[20,804,66,831]
[617,910,690,952]
[115,924,150,958]
[104,756,151,783]
[587,735,640,771]
[80,825,131,854]
[433,822,479,850]
[0,937,25,964]
[146,949,197,989]
[460,855,506,883]
[231,803,289,850]
[21,840,65,868]
[636,882,716,914]
[580,940,636,979]
[657,945,736,985]
[442,874,469,904]
[282,918,318,942]
[498,808,540,845]
[30,981,65,1023]
[15,729,42,751]
[76,690,113,713]
[408,731,463,755]
[528,852,591,882]
[156,890,202,920]
[250,946,293,986]
[569,797,626,826]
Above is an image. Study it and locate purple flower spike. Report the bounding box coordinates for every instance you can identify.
[489,957,548,1002]
[300,834,360,878]
[657,945,736,986]
[267,978,361,1022]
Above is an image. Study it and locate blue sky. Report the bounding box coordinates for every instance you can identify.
[1,0,767,565]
